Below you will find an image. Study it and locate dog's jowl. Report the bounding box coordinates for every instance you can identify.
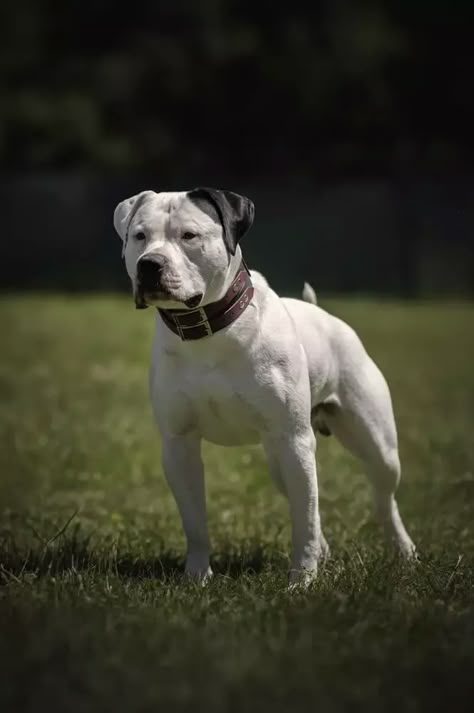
[113,188,416,585]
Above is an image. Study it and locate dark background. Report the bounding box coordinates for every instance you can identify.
[1,0,473,296]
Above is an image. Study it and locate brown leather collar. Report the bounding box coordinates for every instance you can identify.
[158,261,254,340]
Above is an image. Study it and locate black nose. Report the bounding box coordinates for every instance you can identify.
[137,256,165,289]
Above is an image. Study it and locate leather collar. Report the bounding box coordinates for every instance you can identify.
[157,261,254,340]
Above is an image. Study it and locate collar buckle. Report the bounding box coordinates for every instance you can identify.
[197,308,212,337]
[172,306,212,339]
[171,314,185,340]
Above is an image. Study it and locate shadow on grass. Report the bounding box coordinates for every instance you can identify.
[0,525,287,582]
[2,519,472,602]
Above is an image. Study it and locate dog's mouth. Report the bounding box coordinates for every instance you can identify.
[134,289,166,310]
[135,288,203,310]
[184,294,203,309]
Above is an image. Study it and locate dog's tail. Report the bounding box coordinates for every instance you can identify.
[302,282,317,305]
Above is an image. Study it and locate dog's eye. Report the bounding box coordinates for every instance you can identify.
[135,231,146,241]
[181,232,198,241]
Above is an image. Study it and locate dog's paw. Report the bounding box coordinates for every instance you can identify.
[288,567,318,590]
[402,546,420,564]
[396,538,419,563]
[319,535,331,563]
[183,566,213,585]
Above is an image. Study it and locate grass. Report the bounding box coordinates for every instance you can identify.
[0,294,473,712]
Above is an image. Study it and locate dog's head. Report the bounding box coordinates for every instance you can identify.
[113,188,254,309]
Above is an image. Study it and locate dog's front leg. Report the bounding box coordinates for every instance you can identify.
[161,433,212,580]
[264,428,322,586]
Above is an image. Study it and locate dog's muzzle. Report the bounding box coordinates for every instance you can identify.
[135,256,167,309]
[136,256,165,291]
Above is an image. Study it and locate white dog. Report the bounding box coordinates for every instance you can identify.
[114,187,415,585]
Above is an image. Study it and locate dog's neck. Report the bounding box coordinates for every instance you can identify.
[201,247,244,307]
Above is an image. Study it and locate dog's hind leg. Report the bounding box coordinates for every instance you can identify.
[323,360,416,558]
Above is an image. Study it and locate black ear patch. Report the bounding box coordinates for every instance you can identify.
[188,187,255,255]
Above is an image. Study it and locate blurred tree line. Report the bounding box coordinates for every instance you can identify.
[2,0,473,179]
[1,1,473,295]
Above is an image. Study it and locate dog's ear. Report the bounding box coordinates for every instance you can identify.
[188,188,255,255]
[113,191,155,254]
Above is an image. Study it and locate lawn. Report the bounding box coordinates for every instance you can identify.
[0,295,473,712]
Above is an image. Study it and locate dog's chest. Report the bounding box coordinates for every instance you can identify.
[158,358,263,446]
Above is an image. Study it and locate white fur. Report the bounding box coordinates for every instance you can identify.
[114,191,416,585]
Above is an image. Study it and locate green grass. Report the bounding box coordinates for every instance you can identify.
[1,295,473,712]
